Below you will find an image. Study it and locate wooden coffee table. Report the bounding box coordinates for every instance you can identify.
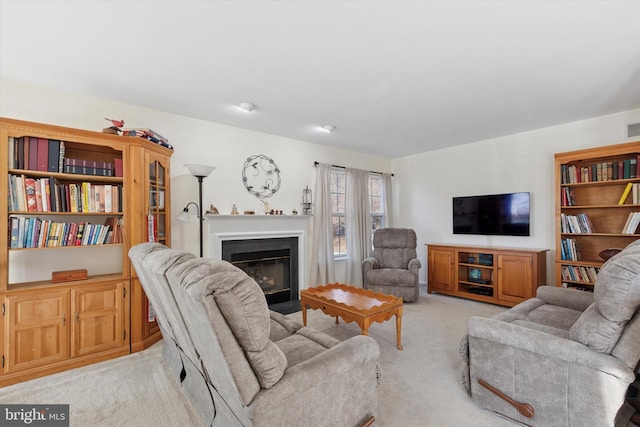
[300,283,404,350]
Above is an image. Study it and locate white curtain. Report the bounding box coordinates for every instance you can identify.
[382,173,394,227]
[310,163,335,285]
[345,168,371,286]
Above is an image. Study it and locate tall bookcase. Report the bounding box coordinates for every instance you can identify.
[555,141,640,290]
[0,117,172,386]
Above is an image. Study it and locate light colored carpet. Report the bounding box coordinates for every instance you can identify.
[2,288,518,426]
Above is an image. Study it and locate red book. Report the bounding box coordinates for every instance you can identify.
[34,180,43,211]
[114,158,123,177]
[37,138,49,171]
[24,178,38,212]
[28,136,38,170]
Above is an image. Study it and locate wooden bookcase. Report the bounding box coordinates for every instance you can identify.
[0,117,172,386]
[555,141,640,290]
[426,244,548,307]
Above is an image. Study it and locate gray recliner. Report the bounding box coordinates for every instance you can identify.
[129,243,380,427]
[362,228,421,302]
[460,239,640,426]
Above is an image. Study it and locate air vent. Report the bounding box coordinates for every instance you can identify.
[628,123,640,138]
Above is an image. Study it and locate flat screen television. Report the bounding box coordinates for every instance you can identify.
[452,192,530,236]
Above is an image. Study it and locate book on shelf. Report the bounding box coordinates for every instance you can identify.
[561,238,579,261]
[7,218,119,249]
[622,212,640,234]
[16,137,25,169]
[24,178,37,212]
[28,137,38,170]
[37,137,48,171]
[8,136,15,169]
[561,156,640,183]
[618,182,634,205]
[47,139,60,172]
[64,158,114,176]
[561,213,594,233]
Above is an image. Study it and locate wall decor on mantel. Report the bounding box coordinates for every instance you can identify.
[242,154,281,198]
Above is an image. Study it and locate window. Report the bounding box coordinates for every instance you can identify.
[369,174,384,242]
[331,169,347,256]
[331,169,385,257]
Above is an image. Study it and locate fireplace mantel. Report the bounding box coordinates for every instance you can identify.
[207,214,312,291]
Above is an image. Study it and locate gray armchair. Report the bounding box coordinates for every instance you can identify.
[460,240,640,426]
[362,228,421,302]
[129,243,380,427]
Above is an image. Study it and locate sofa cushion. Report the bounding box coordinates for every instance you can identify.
[246,340,288,389]
[569,246,640,353]
[569,303,626,353]
[524,304,584,331]
[366,268,416,287]
[207,270,287,386]
[213,271,271,351]
[593,249,640,322]
[275,327,341,368]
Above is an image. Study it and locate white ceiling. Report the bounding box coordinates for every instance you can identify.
[1,1,639,158]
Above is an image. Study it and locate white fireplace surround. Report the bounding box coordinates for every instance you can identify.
[207,214,312,294]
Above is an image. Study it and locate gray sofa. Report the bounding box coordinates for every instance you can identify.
[129,243,380,427]
[461,240,640,426]
[362,228,421,302]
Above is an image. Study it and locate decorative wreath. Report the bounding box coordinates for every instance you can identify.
[242,154,281,198]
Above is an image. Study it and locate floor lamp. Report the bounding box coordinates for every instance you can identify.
[177,164,216,257]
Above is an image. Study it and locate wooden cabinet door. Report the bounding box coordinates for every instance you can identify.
[497,254,533,303]
[70,282,126,358]
[4,290,69,373]
[428,248,455,292]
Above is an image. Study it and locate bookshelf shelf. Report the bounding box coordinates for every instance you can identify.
[555,141,640,291]
[1,117,173,386]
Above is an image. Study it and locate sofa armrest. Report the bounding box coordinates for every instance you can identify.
[362,257,379,271]
[362,257,379,288]
[408,258,421,276]
[249,335,380,425]
[468,316,634,383]
[535,285,594,312]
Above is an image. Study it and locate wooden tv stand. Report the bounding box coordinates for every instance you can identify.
[426,244,548,307]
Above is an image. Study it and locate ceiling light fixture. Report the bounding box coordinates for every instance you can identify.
[321,125,335,133]
[239,102,255,112]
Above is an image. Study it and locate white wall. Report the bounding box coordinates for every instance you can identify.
[0,79,391,282]
[393,108,640,285]
[3,79,639,286]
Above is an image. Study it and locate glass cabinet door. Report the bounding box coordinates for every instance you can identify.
[148,159,169,245]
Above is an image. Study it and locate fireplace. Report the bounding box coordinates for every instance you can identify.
[207,214,311,314]
[222,237,298,306]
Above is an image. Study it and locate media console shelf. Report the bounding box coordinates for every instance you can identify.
[426,244,548,307]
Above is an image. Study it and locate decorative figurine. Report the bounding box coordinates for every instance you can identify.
[206,204,219,214]
[302,185,312,215]
[260,199,270,215]
[103,118,125,135]
[231,204,239,215]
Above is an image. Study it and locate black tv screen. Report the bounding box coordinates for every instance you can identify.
[453,192,530,236]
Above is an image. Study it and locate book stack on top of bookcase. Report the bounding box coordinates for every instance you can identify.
[555,141,640,292]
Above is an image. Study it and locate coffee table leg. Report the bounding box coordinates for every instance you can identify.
[361,319,369,336]
[302,302,307,326]
[396,311,403,350]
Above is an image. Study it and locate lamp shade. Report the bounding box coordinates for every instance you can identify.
[185,164,216,178]
[177,209,191,222]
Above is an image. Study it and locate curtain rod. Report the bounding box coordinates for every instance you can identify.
[313,161,394,176]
